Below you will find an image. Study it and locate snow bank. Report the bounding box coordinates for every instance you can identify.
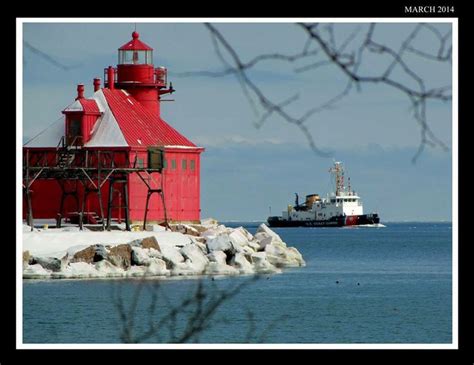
[22,222,305,280]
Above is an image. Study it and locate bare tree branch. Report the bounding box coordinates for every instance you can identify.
[24,41,82,70]
[114,275,260,344]
[176,23,452,162]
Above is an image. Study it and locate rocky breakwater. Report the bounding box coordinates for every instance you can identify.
[23,222,305,280]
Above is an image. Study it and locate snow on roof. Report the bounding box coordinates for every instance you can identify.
[84,89,128,147]
[63,100,83,112]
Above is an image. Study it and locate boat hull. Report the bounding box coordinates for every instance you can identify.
[267,214,380,228]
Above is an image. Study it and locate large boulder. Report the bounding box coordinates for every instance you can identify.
[71,244,108,264]
[193,240,208,254]
[30,256,62,272]
[201,225,228,239]
[230,253,254,274]
[94,260,125,277]
[107,244,132,269]
[146,258,170,276]
[255,224,283,242]
[251,252,281,274]
[264,244,306,267]
[141,236,161,251]
[206,234,234,253]
[253,224,286,250]
[160,246,185,268]
[231,226,254,242]
[131,246,162,266]
[205,262,239,275]
[207,251,227,265]
[180,244,209,273]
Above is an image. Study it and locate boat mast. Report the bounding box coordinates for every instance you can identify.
[329,162,344,196]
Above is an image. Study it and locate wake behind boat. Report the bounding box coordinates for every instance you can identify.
[267,162,380,228]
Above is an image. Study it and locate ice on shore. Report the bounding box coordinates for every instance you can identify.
[23,221,305,280]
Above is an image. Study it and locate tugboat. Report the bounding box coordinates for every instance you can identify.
[267,162,380,227]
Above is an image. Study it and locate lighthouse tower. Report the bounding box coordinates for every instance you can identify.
[105,31,174,116]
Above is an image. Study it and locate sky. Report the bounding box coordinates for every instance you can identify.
[21,21,454,222]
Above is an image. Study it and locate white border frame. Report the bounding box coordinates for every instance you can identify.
[16,17,458,350]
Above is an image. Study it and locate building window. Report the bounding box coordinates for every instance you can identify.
[163,159,167,169]
[182,159,187,170]
[68,119,82,145]
[137,158,144,168]
[171,159,176,170]
[190,160,195,171]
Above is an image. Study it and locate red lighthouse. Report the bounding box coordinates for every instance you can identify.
[23,32,204,228]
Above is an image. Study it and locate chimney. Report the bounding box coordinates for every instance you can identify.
[93,78,101,92]
[107,66,115,90]
[75,84,84,100]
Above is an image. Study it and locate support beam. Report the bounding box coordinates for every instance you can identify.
[123,178,130,231]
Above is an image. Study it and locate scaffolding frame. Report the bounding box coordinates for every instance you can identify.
[23,141,167,232]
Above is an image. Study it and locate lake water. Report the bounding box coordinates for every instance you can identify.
[23,222,452,344]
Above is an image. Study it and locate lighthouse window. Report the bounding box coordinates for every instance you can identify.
[163,159,167,169]
[171,159,176,170]
[190,160,195,171]
[182,160,187,170]
[119,50,153,65]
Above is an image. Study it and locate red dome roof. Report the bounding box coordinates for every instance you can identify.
[118,31,153,51]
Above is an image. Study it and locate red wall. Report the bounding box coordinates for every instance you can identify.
[128,148,201,223]
[24,147,202,224]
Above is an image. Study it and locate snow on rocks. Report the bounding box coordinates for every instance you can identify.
[22,222,305,280]
[23,264,52,279]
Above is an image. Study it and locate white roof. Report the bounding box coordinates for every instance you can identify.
[84,90,128,147]
[62,100,83,112]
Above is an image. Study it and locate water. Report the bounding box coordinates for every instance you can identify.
[23,222,452,344]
